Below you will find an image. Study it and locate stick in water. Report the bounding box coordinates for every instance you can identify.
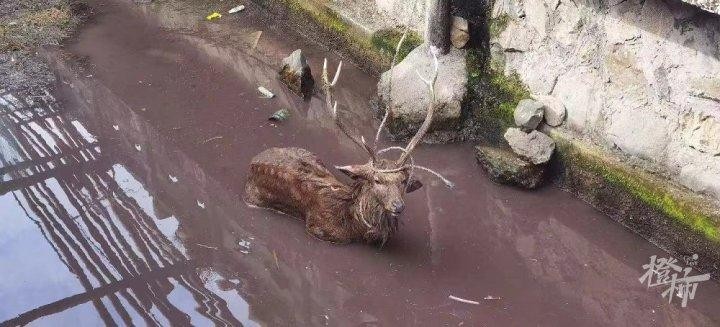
[449,295,480,305]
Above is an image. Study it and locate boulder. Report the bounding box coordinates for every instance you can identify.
[279,49,314,98]
[504,128,556,164]
[377,44,467,142]
[451,16,470,49]
[475,145,546,189]
[535,95,566,127]
[514,99,544,131]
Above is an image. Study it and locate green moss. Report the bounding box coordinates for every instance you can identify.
[280,0,349,34]
[557,139,720,243]
[489,14,509,39]
[465,48,530,144]
[489,70,530,125]
[370,29,422,63]
[267,0,410,71]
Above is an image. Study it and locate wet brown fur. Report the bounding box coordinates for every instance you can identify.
[245,147,412,245]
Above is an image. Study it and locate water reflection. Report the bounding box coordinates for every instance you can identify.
[0,89,255,326]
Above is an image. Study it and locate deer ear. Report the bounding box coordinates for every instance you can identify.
[406,179,423,193]
[335,165,367,179]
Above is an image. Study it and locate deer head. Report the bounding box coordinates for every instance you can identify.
[321,47,452,243]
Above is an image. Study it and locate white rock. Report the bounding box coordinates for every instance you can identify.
[535,95,566,127]
[377,44,467,140]
[514,99,544,131]
[504,128,556,165]
[228,5,245,14]
[451,16,469,49]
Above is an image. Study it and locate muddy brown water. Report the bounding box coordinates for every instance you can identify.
[1,0,719,326]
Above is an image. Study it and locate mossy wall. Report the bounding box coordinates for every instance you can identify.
[251,0,421,75]
[370,28,423,64]
[479,5,720,273]
[461,48,530,145]
[552,135,720,273]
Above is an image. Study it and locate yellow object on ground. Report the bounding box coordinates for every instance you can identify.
[206,12,222,20]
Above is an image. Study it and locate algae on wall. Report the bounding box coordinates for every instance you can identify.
[555,138,720,243]
[370,28,423,63]
[462,47,530,146]
[252,0,421,74]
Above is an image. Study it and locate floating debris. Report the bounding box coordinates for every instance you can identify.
[269,109,290,121]
[483,295,502,300]
[169,175,179,183]
[134,144,142,151]
[201,136,223,144]
[449,295,480,305]
[238,239,251,249]
[197,200,206,209]
[251,31,262,49]
[196,243,218,250]
[113,124,119,130]
[228,4,245,13]
[258,86,274,98]
[206,12,222,20]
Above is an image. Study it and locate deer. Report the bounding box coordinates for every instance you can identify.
[245,37,452,245]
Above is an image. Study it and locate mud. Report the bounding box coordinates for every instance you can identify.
[1,0,720,326]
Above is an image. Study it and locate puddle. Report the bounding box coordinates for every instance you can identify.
[1,0,720,325]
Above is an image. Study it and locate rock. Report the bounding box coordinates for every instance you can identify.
[681,0,720,15]
[514,99,544,131]
[535,95,566,127]
[451,16,470,49]
[377,44,467,142]
[504,128,556,164]
[279,49,314,98]
[475,145,546,189]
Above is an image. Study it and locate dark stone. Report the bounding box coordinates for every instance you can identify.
[475,145,546,189]
[279,49,314,98]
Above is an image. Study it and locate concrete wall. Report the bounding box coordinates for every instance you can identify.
[490,0,720,201]
[323,0,720,202]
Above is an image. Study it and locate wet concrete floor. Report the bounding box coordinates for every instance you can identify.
[1,0,720,326]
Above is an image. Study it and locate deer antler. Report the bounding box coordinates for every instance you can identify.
[378,146,455,189]
[396,50,439,165]
[374,5,418,148]
[322,58,376,162]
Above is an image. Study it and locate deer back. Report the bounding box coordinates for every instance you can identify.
[247,147,354,219]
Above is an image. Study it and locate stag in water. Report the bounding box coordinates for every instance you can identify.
[245,48,451,245]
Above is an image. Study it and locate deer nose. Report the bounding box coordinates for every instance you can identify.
[390,201,405,215]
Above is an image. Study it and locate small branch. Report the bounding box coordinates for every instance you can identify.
[449,295,479,305]
[201,136,223,144]
[196,243,218,250]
